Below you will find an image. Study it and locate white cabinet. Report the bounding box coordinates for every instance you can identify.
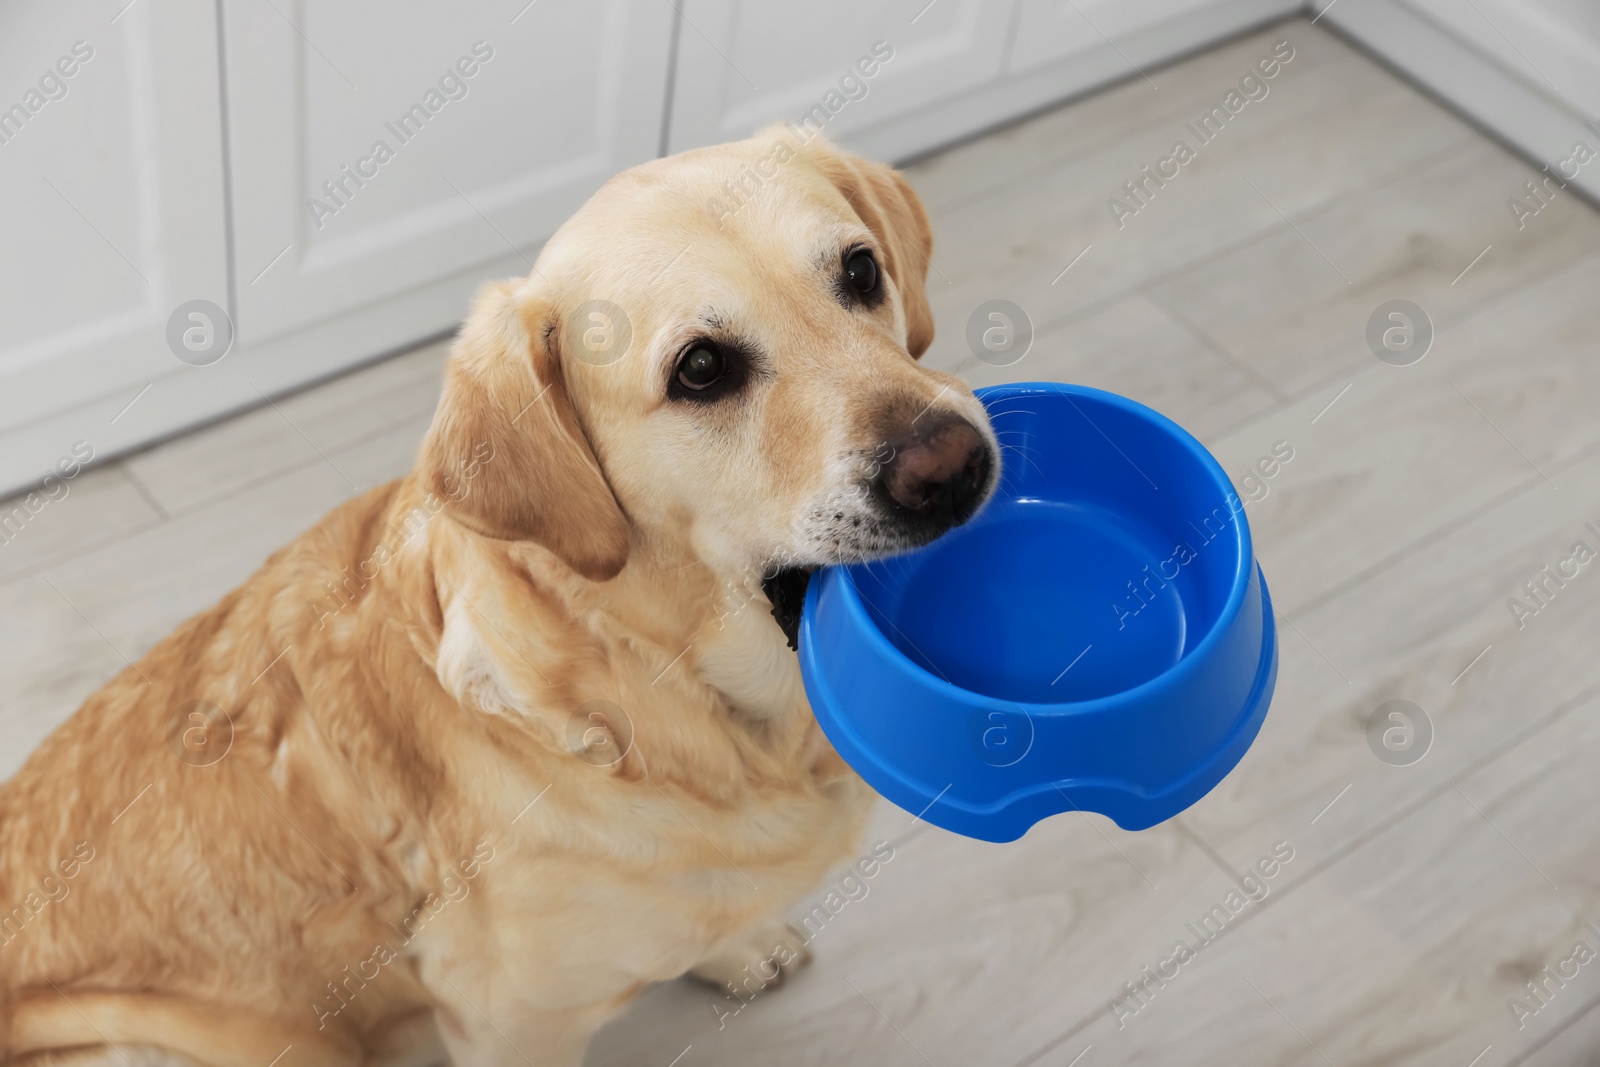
[664,0,1299,161]
[224,0,675,345]
[0,0,1303,497]
[37,0,1577,497]
[0,0,228,480]
[1010,0,1240,72]
[664,0,1016,154]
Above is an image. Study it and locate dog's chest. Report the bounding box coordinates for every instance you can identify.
[459,763,874,998]
[431,570,875,990]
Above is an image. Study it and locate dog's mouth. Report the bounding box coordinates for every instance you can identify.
[762,566,815,651]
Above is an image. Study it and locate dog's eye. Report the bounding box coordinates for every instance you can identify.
[675,345,726,391]
[844,250,879,295]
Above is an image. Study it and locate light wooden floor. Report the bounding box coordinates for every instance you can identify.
[6,17,1600,1067]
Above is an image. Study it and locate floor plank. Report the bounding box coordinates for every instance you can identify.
[1150,137,1600,396]
[1197,250,1600,617]
[918,24,1476,371]
[120,338,449,515]
[1044,689,1600,1067]
[1183,397,1600,863]
[902,23,1363,215]
[1521,997,1600,1067]
[588,814,1229,1067]
[929,292,1279,445]
[0,462,163,585]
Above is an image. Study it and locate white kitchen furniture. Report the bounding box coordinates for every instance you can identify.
[2,0,1591,497]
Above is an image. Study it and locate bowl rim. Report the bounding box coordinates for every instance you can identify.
[829,381,1255,715]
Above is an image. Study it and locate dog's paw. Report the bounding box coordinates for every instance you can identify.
[689,918,813,997]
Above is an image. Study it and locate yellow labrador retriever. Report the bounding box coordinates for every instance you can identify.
[0,127,998,1066]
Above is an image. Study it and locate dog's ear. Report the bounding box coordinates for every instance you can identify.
[806,142,935,359]
[418,281,630,581]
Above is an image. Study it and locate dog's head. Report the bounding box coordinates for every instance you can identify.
[418,129,999,619]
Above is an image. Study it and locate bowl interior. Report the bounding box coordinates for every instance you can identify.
[846,386,1246,704]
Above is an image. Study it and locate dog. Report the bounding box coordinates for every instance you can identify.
[0,126,999,1066]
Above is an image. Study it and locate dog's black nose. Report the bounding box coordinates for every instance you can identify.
[879,417,991,526]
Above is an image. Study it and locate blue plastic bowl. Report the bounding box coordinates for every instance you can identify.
[799,382,1277,842]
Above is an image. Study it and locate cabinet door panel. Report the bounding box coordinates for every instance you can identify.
[226,0,675,344]
[0,0,227,446]
[666,0,1015,153]
[1009,0,1222,73]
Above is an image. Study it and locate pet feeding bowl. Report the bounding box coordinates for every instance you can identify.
[798,382,1277,842]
